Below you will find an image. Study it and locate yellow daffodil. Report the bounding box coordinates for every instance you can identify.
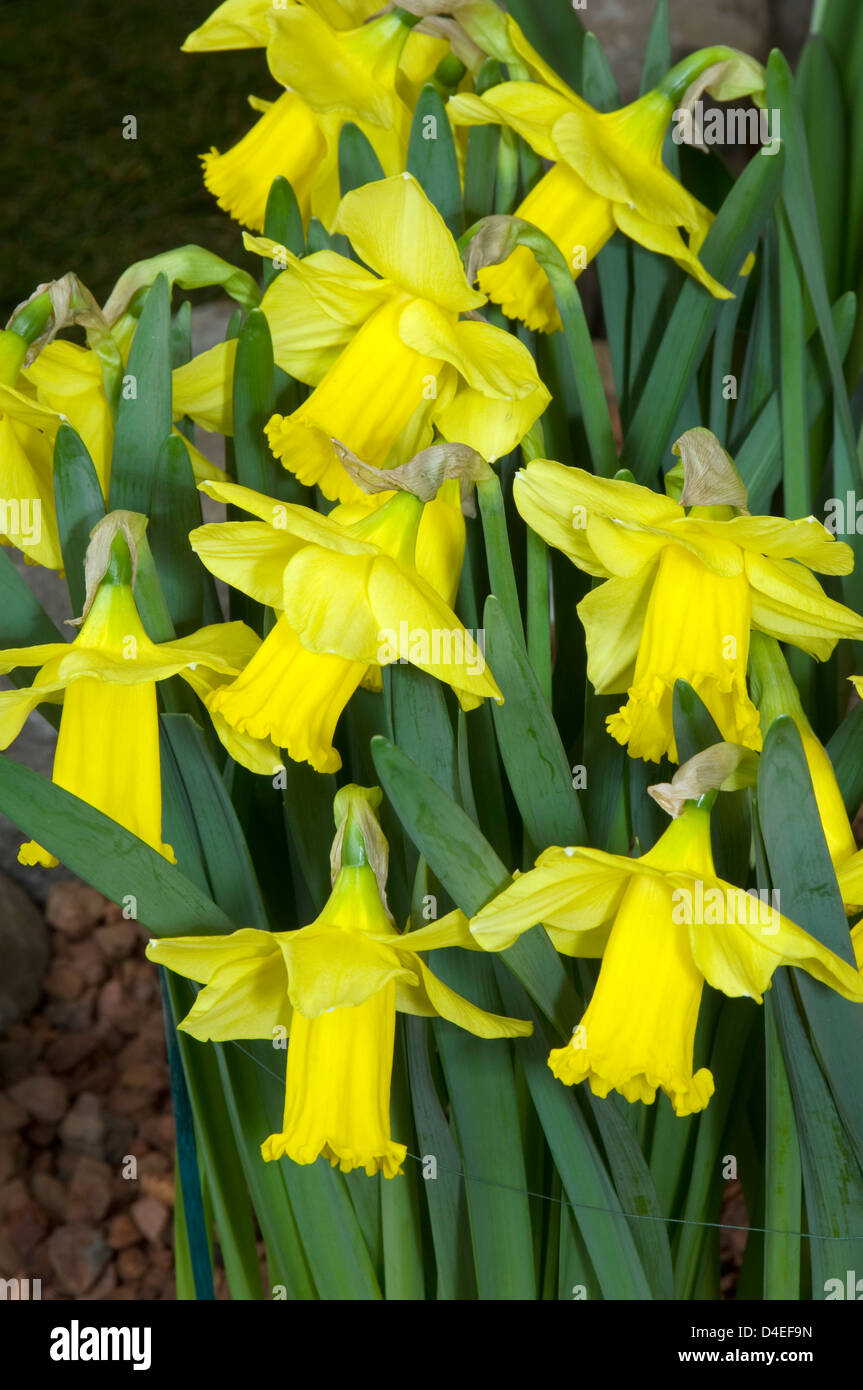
[236,175,549,503]
[448,22,756,331]
[0,304,230,570]
[189,474,500,772]
[147,784,530,1176]
[187,1,447,232]
[470,801,863,1115]
[0,522,276,866]
[514,456,863,762]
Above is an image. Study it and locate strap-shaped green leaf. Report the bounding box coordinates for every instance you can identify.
[148,435,218,636]
[160,713,270,931]
[496,970,654,1300]
[0,754,234,936]
[621,144,784,482]
[404,1015,477,1299]
[53,423,106,617]
[758,716,863,1176]
[262,176,304,290]
[407,85,463,238]
[338,122,385,196]
[484,594,586,850]
[109,272,173,514]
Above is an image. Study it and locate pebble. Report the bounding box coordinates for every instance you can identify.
[8,1075,67,1125]
[48,1223,112,1296]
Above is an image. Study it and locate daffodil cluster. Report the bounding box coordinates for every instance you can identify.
[5,0,863,1258]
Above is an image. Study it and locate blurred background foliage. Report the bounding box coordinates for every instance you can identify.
[0,0,275,312]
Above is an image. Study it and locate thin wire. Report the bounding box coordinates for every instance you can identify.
[227,1040,862,1243]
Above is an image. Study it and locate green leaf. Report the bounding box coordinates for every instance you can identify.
[766,51,860,608]
[464,122,499,228]
[758,717,863,1174]
[639,0,671,95]
[404,1016,477,1299]
[233,308,306,504]
[621,144,784,482]
[52,423,106,617]
[281,760,337,915]
[371,735,651,1296]
[165,972,263,1300]
[338,123,385,196]
[737,291,857,513]
[160,971,215,1300]
[407,85,463,238]
[429,949,537,1299]
[484,595,586,850]
[147,435,215,636]
[159,713,270,930]
[0,754,235,937]
[763,995,802,1299]
[495,972,654,1300]
[262,176,304,290]
[381,1022,426,1299]
[770,970,863,1298]
[109,273,173,514]
[798,36,847,303]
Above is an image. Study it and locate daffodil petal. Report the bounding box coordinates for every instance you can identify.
[206,615,365,772]
[282,548,381,660]
[265,295,442,502]
[747,552,863,659]
[276,923,416,1017]
[577,566,657,694]
[398,298,540,400]
[415,478,465,607]
[258,246,389,385]
[189,521,297,607]
[553,107,703,231]
[685,877,863,1004]
[182,0,273,50]
[0,685,60,749]
[147,927,279,984]
[716,514,853,575]
[412,958,532,1038]
[172,341,236,435]
[449,83,572,162]
[469,857,632,952]
[201,91,325,231]
[267,9,409,133]
[612,203,734,301]
[334,175,484,313]
[434,381,550,466]
[368,559,502,705]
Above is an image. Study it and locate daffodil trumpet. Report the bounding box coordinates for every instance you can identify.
[469,801,863,1115]
[147,784,530,1176]
[447,20,764,330]
[513,432,863,763]
[0,517,275,866]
